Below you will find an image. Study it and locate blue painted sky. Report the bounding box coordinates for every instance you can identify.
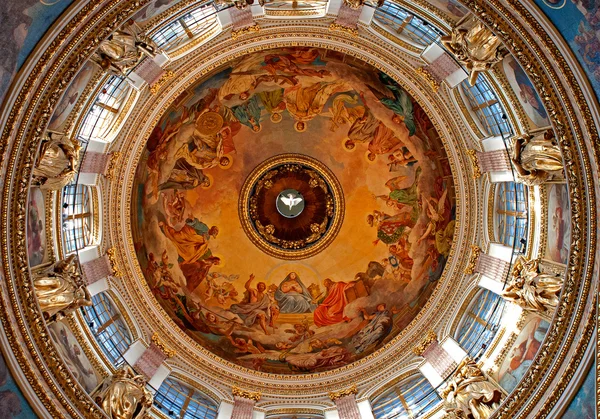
[532,0,600,98]
[16,0,74,69]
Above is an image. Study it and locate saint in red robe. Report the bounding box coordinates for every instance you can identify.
[313,281,353,327]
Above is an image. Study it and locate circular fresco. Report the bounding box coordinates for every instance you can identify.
[240,153,345,260]
[131,47,456,375]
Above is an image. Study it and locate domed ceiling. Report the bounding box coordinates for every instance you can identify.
[131,47,456,374]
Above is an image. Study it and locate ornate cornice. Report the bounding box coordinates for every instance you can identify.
[231,24,261,40]
[328,385,357,401]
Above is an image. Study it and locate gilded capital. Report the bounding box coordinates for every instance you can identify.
[329,23,359,37]
[106,248,122,277]
[415,67,441,93]
[104,152,122,180]
[151,332,176,358]
[328,384,357,401]
[412,330,438,356]
[464,245,481,274]
[466,149,482,179]
[232,386,261,401]
[150,70,175,95]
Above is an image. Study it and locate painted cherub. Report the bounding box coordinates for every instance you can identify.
[227,336,264,354]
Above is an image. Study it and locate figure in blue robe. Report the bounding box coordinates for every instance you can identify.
[231,95,262,132]
[368,73,416,136]
[352,304,398,353]
[275,272,317,314]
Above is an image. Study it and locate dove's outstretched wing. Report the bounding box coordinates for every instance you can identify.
[280,196,292,209]
[280,195,303,210]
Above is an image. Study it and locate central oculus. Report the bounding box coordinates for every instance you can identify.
[239,154,344,260]
[276,189,305,218]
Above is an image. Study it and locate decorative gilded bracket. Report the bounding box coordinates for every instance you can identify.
[104,152,122,180]
[412,330,438,356]
[464,245,481,274]
[329,23,359,37]
[150,70,174,95]
[466,149,482,179]
[151,332,176,358]
[415,67,440,93]
[232,386,261,401]
[106,248,122,277]
[329,384,358,401]
[231,24,260,40]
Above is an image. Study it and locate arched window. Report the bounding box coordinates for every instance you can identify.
[456,289,504,359]
[372,374,441,419]
[154,378,218,419]
[61,184,93,254]
[151,4,218,51]
[461,78,511,137]
[374,2,440,46]
[495,182,527,249]
[79,76,130,142]
[82,292,132,366]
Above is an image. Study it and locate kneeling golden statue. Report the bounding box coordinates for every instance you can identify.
[442,358,502,419]
[33,254,92,322]
[92,365,153,419]
[32,131,81,191]
[511,130,564,185]
[92,21,158,76]
[441,21,508,86]
[502,256,563,313]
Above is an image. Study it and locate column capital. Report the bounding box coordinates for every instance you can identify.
[106,247,122,277]
[151,332,176,358]
[328,384,357,401]
[412,330,438,356]
[232,386,261,401]
[466,149,482,179]
[104,152,121,180]
[464,245,482,274]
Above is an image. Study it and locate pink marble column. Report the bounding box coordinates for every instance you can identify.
[133,342,167,380]
[80,152,120,178]
[134,57,165,86]
[231,388,260,419]
[477,150,511,174]
[421,339,457,379]
[334,3,362,30]
[417,53,461,91]
[80,152,112,175]
[335,394,361,419]
[80,254,112,285]
[229,7,255,30]
[476,253,510,283]
[232,396,255,419]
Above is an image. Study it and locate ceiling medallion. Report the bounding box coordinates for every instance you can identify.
[239,154,344,260]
